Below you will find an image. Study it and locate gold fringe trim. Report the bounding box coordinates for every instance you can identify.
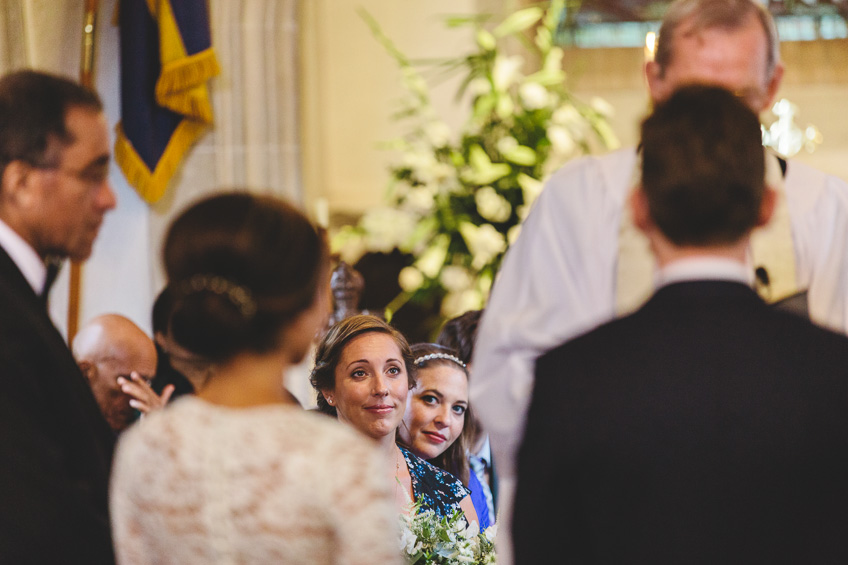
[155,48,220,121]
[114,119,208,204]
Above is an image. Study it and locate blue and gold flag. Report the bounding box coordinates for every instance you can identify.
[115,0,220,203]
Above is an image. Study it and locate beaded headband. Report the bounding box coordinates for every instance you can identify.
[413,352,466,368]
[179,275,257,318]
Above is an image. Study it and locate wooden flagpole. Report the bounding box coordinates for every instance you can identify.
[68,0,100,343]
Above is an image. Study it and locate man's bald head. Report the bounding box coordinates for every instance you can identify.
[73,314,157,432]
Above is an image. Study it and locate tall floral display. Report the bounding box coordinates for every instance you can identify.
[334,1,618,321]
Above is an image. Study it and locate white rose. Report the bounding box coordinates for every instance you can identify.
[404,186,435,213]
[460,222,507,270]
[496,136,518,154]
[360,208,416,253]
[547,124,576,156]
[441,289,483,318]
[492,55,523,91]
[440,265,473,292]
[552,104,580,126]
[424,121,452,148]
[475,186,512,223]
[398,266,425,292]
[519,82,550,110]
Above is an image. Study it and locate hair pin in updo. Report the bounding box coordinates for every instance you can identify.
[180,275,257,318]
[413,352,466,368]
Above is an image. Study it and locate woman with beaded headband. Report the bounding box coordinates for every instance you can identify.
[397,343,490,529]
[110,193,401,565]
[311,314,478,525]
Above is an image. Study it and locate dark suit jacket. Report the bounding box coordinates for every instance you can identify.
[0,247,115,563]
[514,280,848,564]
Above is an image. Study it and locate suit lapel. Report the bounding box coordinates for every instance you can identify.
[0,245,115,454]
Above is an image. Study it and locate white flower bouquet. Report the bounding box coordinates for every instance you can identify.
[334,0,617,320]
[399,499,497,564]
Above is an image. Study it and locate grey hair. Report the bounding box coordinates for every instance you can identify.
[654,0,780,81]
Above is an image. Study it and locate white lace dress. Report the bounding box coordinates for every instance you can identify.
[110,397,401,565]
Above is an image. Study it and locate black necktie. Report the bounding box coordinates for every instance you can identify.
[40,257,62,305]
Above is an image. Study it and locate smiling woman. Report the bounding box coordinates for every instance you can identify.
[311,314,478,525]
[399,343,471,485]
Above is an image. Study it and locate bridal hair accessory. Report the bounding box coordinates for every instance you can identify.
[180,275,257,318]
[413,352,466,368]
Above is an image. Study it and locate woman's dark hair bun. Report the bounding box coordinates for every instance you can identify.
[164,191,326,362]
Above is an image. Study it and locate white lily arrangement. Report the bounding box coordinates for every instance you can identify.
[334,1,617,320]
[399,498,497,564]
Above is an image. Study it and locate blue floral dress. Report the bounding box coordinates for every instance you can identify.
[399,445,469,518]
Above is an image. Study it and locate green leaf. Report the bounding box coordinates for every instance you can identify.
[357,8,410,67]
[503,145,537,166]
[524,68,566,86]
[476,29,496,51]
[535,26,552,51]
[493,7,544,38]
[468,144,491,171]
[543,0,566,31]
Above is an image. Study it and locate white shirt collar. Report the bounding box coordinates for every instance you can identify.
[0,217,46,294]
[657,256,753,289]
[473,435,493,465]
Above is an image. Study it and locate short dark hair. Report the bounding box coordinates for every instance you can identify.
[436,310,483,364]
[640,85,765,246]
[0,70,102,176]
[164,191,327,362]
[310,314,415,416]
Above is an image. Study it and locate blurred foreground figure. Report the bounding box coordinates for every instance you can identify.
[111,192,401,565]
[0,70,116,563]
[73,314,165,433]
[515,85,848,564]
[471,1,848,560]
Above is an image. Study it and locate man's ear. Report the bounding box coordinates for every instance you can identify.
[644,61,666,105]
[1,160,38,209]
[760,63,785,114]
[757,187,777,228]
[630,186,653,234]
[78,360,95,383]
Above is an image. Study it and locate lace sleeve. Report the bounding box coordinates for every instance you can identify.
[110,425,160,565]
[326,434,403,565]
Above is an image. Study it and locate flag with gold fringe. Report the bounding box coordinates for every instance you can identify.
[115,0,220,204]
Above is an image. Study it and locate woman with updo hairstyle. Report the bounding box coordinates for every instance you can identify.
[310,314,478,525]
[110,193,401,565]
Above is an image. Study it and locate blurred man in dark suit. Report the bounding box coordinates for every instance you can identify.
[0,70,116,563]
[514,85,848,563]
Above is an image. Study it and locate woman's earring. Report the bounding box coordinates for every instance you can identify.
[326,396,334,405]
